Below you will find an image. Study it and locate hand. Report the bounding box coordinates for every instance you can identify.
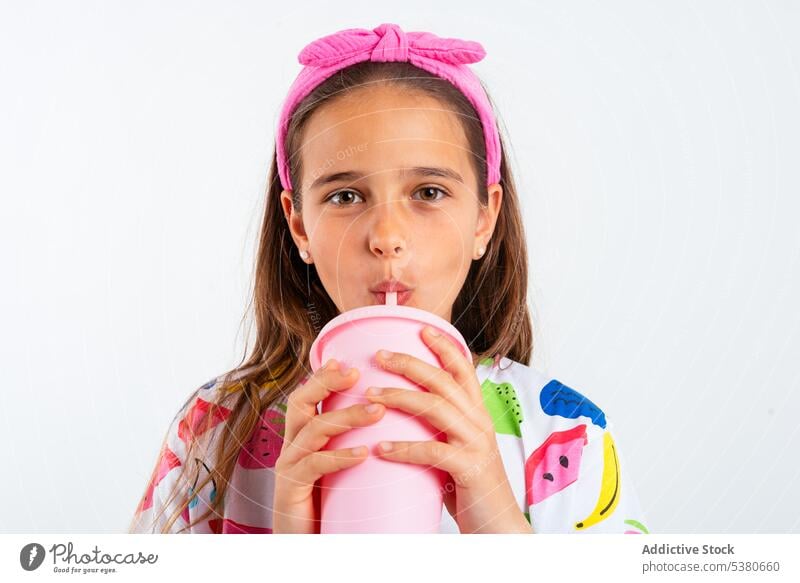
[272,358,386,533]
[365,326,533,534]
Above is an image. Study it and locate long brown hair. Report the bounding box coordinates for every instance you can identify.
[131,60,533,533]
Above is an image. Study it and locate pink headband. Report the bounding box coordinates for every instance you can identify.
[276,22,502,192]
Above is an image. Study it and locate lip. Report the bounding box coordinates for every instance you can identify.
[369,278,413,293]
[371,289,413,306]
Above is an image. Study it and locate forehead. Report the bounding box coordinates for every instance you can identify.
[297,86,476,191]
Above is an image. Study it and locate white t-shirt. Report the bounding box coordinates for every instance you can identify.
[129,356,650,534]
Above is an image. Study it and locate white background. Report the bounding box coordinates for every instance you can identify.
[1,0,798,533]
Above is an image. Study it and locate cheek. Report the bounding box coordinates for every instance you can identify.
[426,213,474,263]
[416,236,471,300]
[307,209,353,250]
[308,217,360,280]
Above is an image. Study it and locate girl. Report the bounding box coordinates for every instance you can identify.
[128,23,650,534]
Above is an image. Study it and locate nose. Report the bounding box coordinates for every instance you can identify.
[369,200,410,260]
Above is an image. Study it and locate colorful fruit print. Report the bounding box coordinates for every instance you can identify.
[237,402,287,469]
[177,397,232,444]
[478,354,502,370]
[199,379,217,391]
[183,459,218,523]
[187,483,217,511]
[525,424,587,506]
[480,380,524,437]
[132,359,647,534]
[208,517,273,534]
[624,519,649,534]
[574,430,620,530]
[136,444,181,513]
[539,379,607,428]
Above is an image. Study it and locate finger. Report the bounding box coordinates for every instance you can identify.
[364,387,481,443]
[284,359,359,444]
[281,402,385,465]
[285,445,370,487]
[442,474,457,517]
[375,352,483,427]
[373,439,466,476]
[420,325,483,401]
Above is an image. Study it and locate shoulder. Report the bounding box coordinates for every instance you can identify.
[477,356,611,432]
[163,369,251,455]
[131,369,263,534]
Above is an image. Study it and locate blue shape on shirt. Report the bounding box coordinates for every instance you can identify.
[539,379,607,428]
[188,486,199,509]
[200,379,217,391]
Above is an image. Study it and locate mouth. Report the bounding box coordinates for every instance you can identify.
[371,289,413,305]
[369,277,414,305]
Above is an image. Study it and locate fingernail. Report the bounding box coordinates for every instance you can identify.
[324,358,338,370]
[365,403,382,414]
[351,446,367,456]
[339,363,351,374]
[365,386,383,396]
[426,326,440,337]
[377,349,392,359]
[378,441,393,452]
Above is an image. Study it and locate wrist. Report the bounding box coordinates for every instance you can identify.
[456,481,533,533]
[482,501,533,533]
[495,509,534,533]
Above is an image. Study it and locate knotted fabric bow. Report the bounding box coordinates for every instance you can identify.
[276,23,501,191]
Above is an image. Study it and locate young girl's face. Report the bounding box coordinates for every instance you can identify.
[281,85,502,324]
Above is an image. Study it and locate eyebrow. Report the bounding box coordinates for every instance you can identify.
[309,166,464,191]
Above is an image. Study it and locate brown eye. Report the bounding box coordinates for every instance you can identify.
[325,190,364,206]
[413,186,449,203]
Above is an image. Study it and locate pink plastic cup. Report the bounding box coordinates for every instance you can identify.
[308,303,472,533]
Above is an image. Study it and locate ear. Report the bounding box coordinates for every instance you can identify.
[474,183,502,255]
[280,189,311,259]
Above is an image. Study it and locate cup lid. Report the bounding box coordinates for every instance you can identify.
[309,304,471,371]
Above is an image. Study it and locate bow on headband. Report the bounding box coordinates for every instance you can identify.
[276,23,502,191]
[298,23,486,67]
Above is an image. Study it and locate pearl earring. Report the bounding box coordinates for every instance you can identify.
[477,246,486,258]
[299,249,309,260]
